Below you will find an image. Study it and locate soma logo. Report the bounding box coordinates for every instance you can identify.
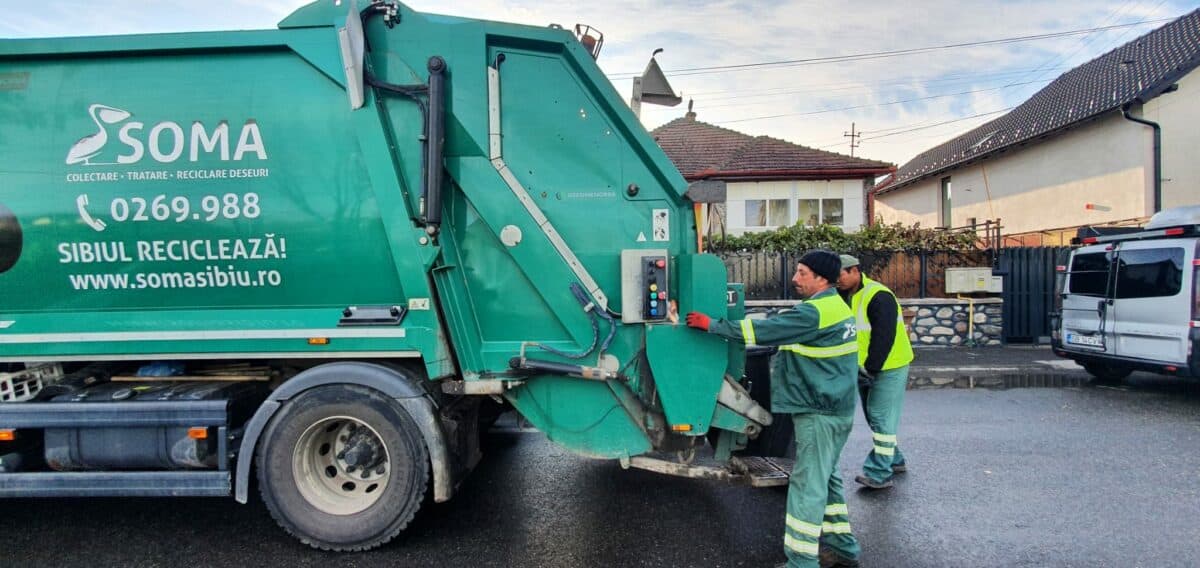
[65,104,268,166]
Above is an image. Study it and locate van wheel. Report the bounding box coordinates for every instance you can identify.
[257,384,429,551]
[1082,363,1132,384]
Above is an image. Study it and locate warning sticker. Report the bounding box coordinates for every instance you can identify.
[652,209,669,242]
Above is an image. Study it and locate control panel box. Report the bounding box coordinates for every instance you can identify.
[621,249,670,323]
[945,267,1003,294]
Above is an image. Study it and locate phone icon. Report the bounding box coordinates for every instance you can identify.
[76,194,107,232]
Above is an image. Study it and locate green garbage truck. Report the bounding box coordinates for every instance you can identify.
[0,0,781,550]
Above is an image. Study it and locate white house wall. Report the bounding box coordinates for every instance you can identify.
[1143,70,1200,211]
[724,179,866,235]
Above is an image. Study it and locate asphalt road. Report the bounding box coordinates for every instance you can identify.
[2,373,1199,567]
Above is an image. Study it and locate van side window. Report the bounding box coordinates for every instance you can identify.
[1115,248,1184,299]
[1067,252,1109,296]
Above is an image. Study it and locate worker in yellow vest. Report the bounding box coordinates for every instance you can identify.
[836,255,915,490]
[686,250,861,568]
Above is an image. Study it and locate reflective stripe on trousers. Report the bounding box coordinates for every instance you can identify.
[778,341,858,358]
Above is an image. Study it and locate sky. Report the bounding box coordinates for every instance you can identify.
[4,0,1196,168]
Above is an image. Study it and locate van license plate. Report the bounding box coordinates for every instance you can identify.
[1066,333,1104,348]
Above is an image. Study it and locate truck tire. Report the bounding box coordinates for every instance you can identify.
[1082,363,1132,384]
[256,384,429,551]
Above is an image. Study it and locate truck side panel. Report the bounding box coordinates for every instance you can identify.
[0,31,447,373]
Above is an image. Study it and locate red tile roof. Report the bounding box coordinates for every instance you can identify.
[651,116,894,181]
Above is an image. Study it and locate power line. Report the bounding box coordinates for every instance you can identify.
[812,108,1015,150]
[713,81,1039,124]
[811,6,1166,156]
[682,65,1072,102]
[860,109,1014,141]
[608,18,1173,79]
[991,0,1151,100]
[845,6,1173,152]
[692,77,1046,111]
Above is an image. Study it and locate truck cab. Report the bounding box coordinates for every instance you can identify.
[1053,205,1200,382]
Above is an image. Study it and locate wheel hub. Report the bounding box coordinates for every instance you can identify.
[293,416,392,515]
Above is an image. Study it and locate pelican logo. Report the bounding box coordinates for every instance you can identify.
[65,104,132,166]
[65,104,268,166]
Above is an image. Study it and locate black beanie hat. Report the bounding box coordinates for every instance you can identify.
[799,250,841,284]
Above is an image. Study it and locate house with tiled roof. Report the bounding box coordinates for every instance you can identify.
[652,108,894,235]
[875,9,1200,245]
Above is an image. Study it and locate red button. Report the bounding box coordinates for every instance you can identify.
[656,260,666,268]
[658,292,666,299]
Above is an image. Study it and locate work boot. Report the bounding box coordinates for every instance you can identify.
[855,474,894,489]
[818,546,860,568]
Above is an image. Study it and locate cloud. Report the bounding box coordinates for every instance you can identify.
[3,0,1193,165]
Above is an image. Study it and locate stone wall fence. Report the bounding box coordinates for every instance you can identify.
[745,297,1003,347]
[901,298,1002,347]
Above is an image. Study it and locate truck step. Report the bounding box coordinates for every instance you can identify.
[627,453,793,487]
[732,456,793,487]
[0,471,230,497]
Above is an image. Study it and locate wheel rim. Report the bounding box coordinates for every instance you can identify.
[293,416,391,515]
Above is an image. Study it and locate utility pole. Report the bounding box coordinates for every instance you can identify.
[843,122,860,157]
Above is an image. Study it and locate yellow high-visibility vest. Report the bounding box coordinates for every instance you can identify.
[850,275,914,370]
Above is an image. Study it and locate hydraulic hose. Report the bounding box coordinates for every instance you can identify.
[359,3,447,231]
[530,283,602,360]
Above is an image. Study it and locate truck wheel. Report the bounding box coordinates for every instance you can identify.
[256,384,429,551]
[1082,363,1132,384]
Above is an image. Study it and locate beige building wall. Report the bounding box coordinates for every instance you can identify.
[874,177,940,227]
[876,68,1200,236]
[1143,70,1200,210]
[877,113,1154,235]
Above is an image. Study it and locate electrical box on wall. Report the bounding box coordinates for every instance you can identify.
[945,267,1003,294]
[621,249,670,323]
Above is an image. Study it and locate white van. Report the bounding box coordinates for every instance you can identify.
[1052,205,1200,383]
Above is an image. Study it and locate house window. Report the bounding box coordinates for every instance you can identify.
[798,199,820,226]
[745,199,790,228]
[939,176,952,228]
[822,199,844,225]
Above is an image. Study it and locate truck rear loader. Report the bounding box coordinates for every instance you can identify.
[0,0,782,550]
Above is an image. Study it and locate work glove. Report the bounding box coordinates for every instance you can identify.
[685,311,711,332]
[858,366,875,388]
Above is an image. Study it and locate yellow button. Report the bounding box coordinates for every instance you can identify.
[649,284,658,292]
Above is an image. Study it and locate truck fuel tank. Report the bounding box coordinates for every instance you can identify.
[44,381,266,471]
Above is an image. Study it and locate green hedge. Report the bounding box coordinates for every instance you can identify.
[709,220,979,253]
